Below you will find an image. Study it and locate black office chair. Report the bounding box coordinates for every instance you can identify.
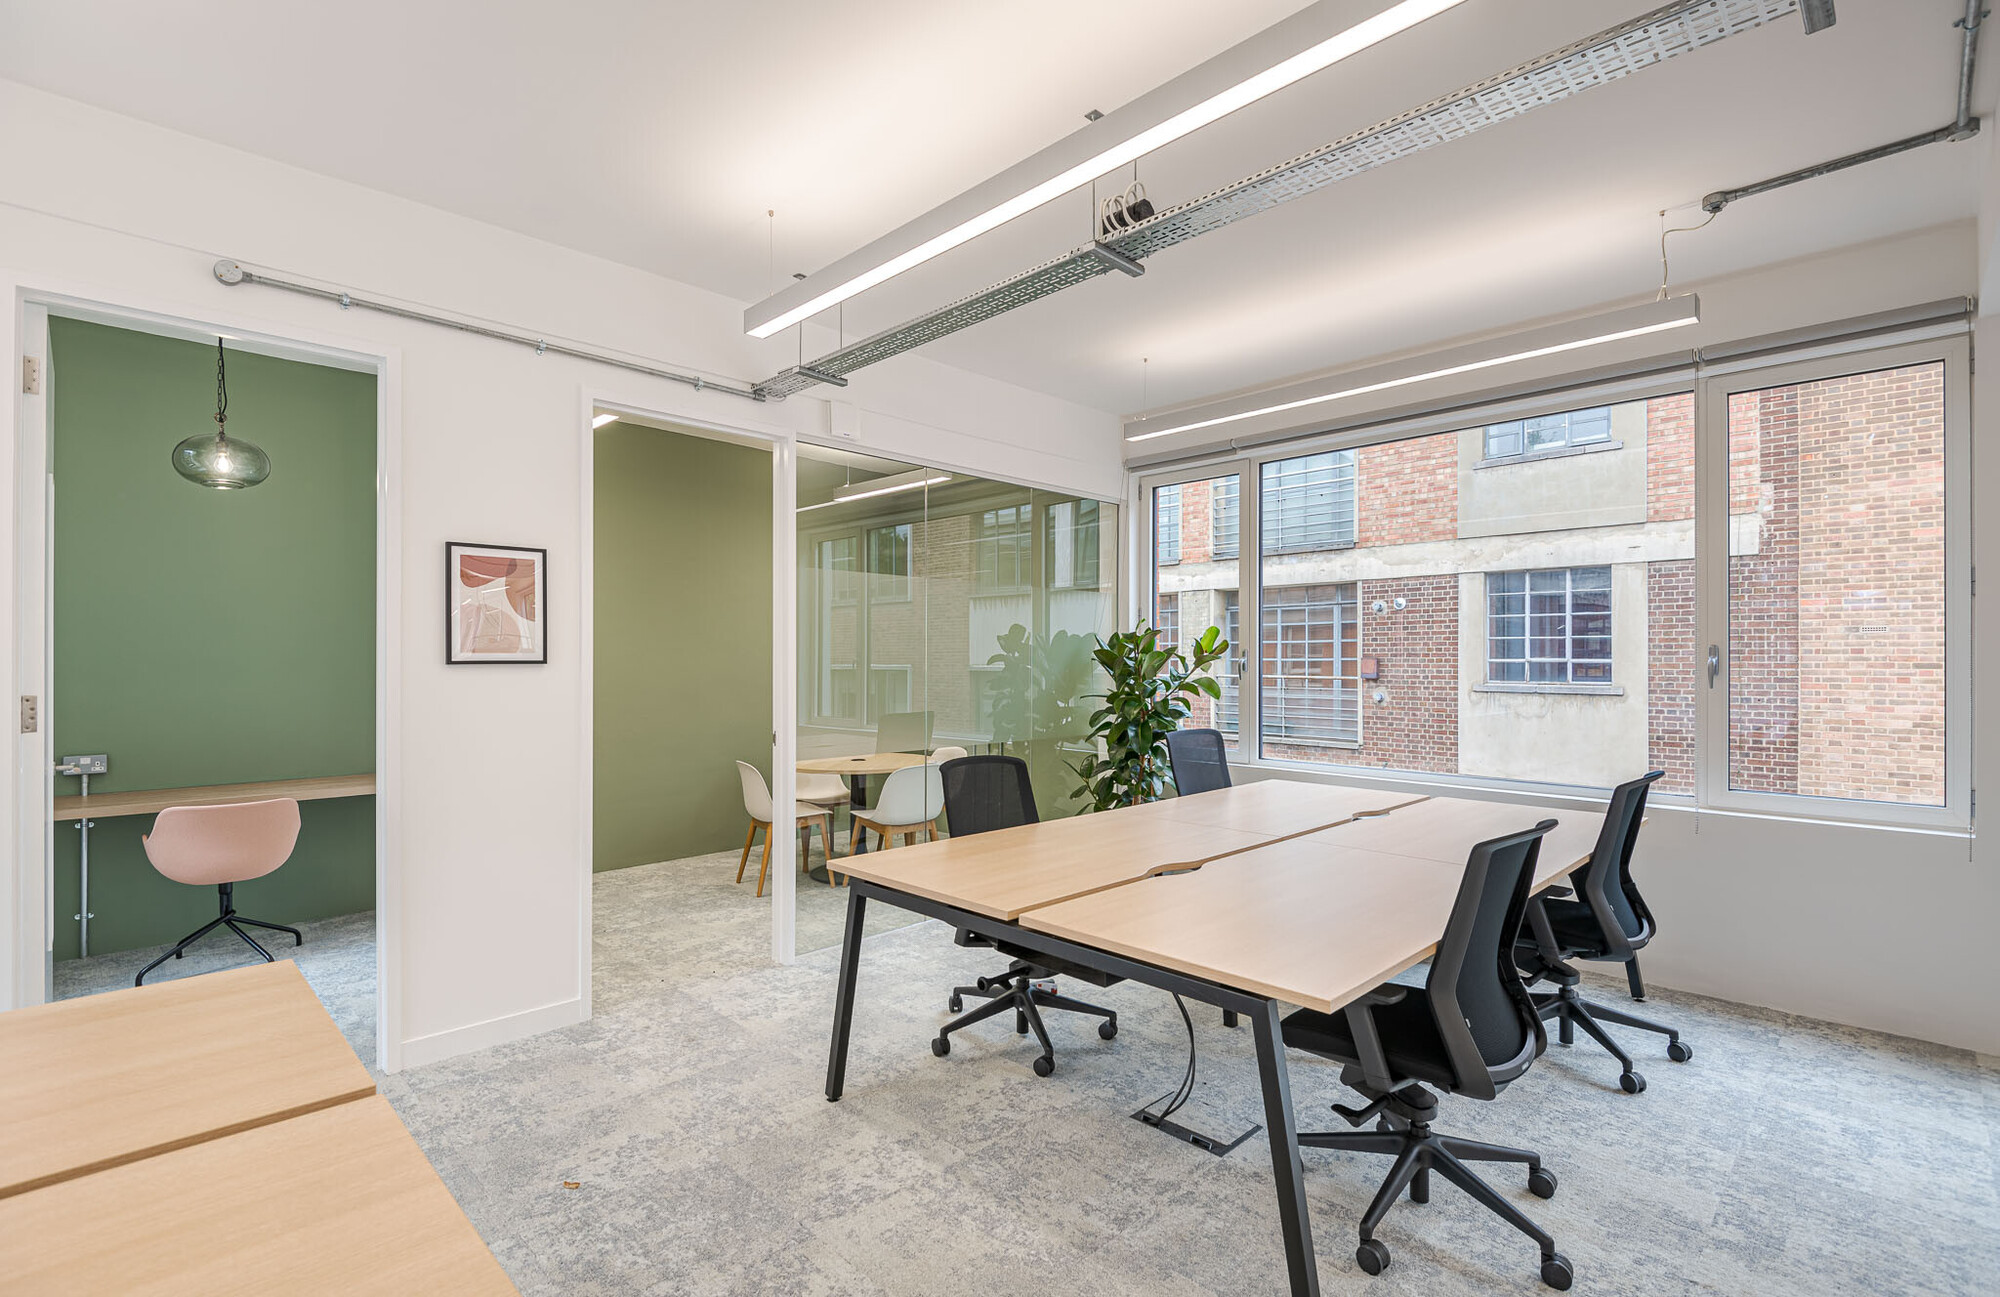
[1165,727,1231,795]
[1285,820,1573,1290]
[1514,769,1690,1094]
[930,755,1120,1077]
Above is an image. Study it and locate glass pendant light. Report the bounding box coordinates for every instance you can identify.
[172,338,271,489]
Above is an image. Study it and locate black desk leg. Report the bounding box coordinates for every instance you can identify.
[825,887,869,1102]
[1252,998,1321,1297]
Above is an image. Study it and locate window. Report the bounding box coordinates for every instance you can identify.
[1045,499,1100,590]
[866,524,910,601]
[1155,484,1182,564]
[1261,451,1356,552]
[1211,478,1239,560]
[817,537,857,604]
[1262,584,1360,744]
[975,505,1031,592]
[1486,568,1611,685]
[1217,591,1241,742]
[867,665,911,721]
[1155,592,1179,649]
[1483,406,1613,459]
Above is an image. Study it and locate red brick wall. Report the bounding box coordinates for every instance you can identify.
[1357,436,1457,546]
[1727,386,1801,794]
[1646,393,1694,523]
[1646,560,1696,793]
[1348,575,1458,774]
[1179,479,1216,564]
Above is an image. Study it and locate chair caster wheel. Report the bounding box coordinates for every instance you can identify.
[930,1036,950,1058]
[1528,1167,1557,1199]
[1032,1054,1055,1078]
[947,994,963,1013]
[1667,1040,1692,1063]
[1355,1239,1391,1275]
[1619,1071,1647,1094]
[1098,1019,1118,1040]
[1540,1252,1574,1290]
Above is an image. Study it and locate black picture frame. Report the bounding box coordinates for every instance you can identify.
[446,542,548,664]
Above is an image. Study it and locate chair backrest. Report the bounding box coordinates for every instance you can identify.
[874,762,946,825]
[937,755,1038,836]
[931,745,969,763]
[1165,728,1232,796]
[875,711,933,755]
[1574,770,1665,954]
[1423,819,1556,1100]
[143,798,302,887]
[736,761,774,822]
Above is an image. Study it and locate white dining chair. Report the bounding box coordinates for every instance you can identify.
[849,761,947,858]
[735,761,835,896]
[932,745,969,763]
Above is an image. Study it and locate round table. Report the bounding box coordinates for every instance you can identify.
[797,752,930,878]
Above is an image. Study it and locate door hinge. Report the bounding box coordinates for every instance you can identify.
[21,356,40,395]
[19,696,37,734]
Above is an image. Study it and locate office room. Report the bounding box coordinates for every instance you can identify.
[0,2,1992,1295]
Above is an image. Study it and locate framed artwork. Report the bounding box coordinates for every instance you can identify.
[447,542,547,664]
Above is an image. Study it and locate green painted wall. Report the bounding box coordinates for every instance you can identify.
[49,318,376,961]
[594,424,771,871]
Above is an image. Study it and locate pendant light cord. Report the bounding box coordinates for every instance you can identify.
[1657,209,1717,300]
[214,337,229,433]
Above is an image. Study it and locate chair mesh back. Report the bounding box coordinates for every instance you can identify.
[1578,770,1663,940]
[937,755,1038,837]
[1166,728,1232,796]
[1429,823,1550,1079]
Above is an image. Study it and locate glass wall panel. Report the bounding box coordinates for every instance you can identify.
[1725,361,1947,807]
[1253,394,1698,792]
[1152,475,1241,754]
[797,448,1118,952]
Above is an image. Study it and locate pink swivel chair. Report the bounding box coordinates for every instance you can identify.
[134,798,304,986]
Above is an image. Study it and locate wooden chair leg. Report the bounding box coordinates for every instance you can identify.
[820,816,838,886]
[754,827,774,898]
[735,821,757,884]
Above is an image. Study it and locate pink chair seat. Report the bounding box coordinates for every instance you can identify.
[143,798,302,887]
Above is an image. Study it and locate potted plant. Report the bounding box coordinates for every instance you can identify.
[1071,622,1228,811]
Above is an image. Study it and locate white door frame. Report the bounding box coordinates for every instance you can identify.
[576,389,801,971]
[3,270,406,1070]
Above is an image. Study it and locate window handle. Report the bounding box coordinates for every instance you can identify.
[1706,644,1720,688]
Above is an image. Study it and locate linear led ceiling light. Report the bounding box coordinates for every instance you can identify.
[1124,295,1701,443]
[591,413,618,428]
[743,0,1468,339]
[833,468,952,503]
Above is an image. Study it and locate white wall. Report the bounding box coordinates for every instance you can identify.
[1174,222,1999,1056]
[0,78,1123,1064]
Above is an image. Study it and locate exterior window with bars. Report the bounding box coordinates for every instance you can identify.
[1217,592,1241,736]
[1155,484,1182,564]
[974,505,1031,592]
[1261,452,1356,553]
[1260,584,1360,743]
[1487,567,1612,683]
[1483,405,1613,460]
[1154,592,1179,649]
[1211,477,1239,560]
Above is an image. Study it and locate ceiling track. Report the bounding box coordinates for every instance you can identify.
[753,0,1802,401]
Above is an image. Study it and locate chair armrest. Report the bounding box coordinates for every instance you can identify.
[1341,998,1399,1093]
[1541,884,1573,899]
[1522,897,1568,967]
[1355,985,1409,1007]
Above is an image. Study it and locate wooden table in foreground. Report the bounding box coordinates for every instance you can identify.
[823,786,1603,1297]
[54,773,376,821]
[0,960,376,1199]
[0,1095,519,1296]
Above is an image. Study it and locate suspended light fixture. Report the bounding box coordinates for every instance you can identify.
[172,338,271,489]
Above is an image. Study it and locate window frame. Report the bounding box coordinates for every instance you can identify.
[1141,463,1257,758]
[1484,566,1613,687]
[1154,482,1183,565]
[1695,335,1970,831]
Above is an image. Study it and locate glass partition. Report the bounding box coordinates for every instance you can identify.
[796,447,1118,954]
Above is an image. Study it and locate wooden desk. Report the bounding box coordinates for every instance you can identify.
[796,752,928,778]
[0,961,376,1198]
[0,1095,519,1295]
[54,773,376,822]
[1019,799,1603,1013]
[834,782,1424,919]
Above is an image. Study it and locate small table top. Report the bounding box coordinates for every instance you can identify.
[0,961,377,1199]
[796,752,929,777]
[54,773,376,822]
[1019,797,1605,1013]
[0,1095,519,1295]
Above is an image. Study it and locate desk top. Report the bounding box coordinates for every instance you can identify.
[54,773,376,822]
[836,782,1422,920]
[0,1095,519,1296]
[1019,797,1603,1013]
[796,752,929,777]
[0,961,377,1199]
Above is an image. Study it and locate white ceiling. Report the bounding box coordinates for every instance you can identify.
[2,0,1984,413]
